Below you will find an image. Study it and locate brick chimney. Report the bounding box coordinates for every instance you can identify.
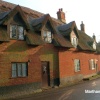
[80,21,85,33]
[57,8,66,23]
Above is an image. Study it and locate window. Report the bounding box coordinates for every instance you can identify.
[71,37,78,47]
[89,59,96,70]
[74,59,80,72]
[10,25,24,40]
[42,31,52,43]
[12,62,28,78]
[70,30,78,48]
[93,42,96,50]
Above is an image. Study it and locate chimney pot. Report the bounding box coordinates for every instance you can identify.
[61,8,63,11]
[80,21,85,33]
[57,8,66,23]
[93,33,96,42]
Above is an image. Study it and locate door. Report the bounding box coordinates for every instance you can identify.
[41,61,50,87]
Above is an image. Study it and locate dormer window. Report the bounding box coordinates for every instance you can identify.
[70,30,78,48]
[42,31,52,43]
[93,42,96,50]
[93,41,96,50]
[10,25,24,40]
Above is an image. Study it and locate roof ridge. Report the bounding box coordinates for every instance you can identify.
[1,0,63,25]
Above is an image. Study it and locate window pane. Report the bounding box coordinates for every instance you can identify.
[10,25,17,38]
[43,31,52,43]
[18,26,24,40]
[74,59,80,72]
[91,59,95,69]
[71,37,78,48]
[47,31,51,37]
[48,37,52,43]
[17,63,22,77]
[22,63,27,77]
[43,31,47,37]
[12,63,17,77]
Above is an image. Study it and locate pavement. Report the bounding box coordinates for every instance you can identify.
[0,74,100,100]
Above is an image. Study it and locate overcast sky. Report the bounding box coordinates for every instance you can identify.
[3,0,100,42]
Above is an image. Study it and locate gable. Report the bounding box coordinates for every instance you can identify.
[1,5,29,29]
[9,12,28,28]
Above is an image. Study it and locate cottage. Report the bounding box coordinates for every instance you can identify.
[57,21,100,85]
[0,1,64,89]
[0,0,100,90]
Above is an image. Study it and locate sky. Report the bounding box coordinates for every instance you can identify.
[3,0,100,42]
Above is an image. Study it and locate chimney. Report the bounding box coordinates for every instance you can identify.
[57,8,66,23]
[80,21,85,33]
[93,33,96,42]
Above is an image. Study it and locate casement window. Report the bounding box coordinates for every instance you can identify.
[10,25,24,40]
[93,42,96,50]
[89,59,95,70]
[70,30,78,48]
[42,31,52,43]
[74,59,80,72]
[71,37,78,47]
[12,62,28,78]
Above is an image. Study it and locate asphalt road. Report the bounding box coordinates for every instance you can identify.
[14,78,100,100]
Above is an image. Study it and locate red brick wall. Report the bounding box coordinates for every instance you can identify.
[0,40,59,86]
[59,48,99,79]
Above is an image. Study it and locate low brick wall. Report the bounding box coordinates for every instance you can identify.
[0,82,41,99]
[60,74,83,86]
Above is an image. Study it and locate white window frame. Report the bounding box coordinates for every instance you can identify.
[74,59,80,72]
[89,59,95,70]
[42,30,52,43]
[93,41,96,50]
[12,62,28,78]
[10,25,24,40]
[70,30,78,48]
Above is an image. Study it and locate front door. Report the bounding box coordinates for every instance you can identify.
[41,61,50,87]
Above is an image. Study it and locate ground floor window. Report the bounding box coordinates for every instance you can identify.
[89,59,97,70]
[12,62,28,78]
[74,59,80,72]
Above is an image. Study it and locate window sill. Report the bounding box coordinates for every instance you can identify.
[75,70,80,72]
[91,68,95,70]
[10,39,24,41]
[10,76,28,79]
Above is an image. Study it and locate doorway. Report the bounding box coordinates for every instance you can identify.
[41,61,50,87]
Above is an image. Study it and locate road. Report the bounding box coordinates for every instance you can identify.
[14,78,100,100]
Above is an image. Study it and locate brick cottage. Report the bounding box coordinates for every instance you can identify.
[0,0,100,90]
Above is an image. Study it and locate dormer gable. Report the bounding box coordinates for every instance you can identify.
[1,5,29,29]
[57,21,79,48]
[32,14,56,43]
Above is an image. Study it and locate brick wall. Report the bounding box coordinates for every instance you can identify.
[0,40,59,87]
[59,48,100,85]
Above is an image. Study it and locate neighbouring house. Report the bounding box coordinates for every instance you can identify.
[57,20,100,85]
[0,0,100,90]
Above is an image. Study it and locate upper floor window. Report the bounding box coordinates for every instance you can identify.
[93,42,96,50]
[74,59,80,72]
[70,30,78,48]
[10,25,24,40]
[42,31,52,43]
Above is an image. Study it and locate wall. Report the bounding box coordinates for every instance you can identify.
[59,48,99,85]
[0,40,59,88]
